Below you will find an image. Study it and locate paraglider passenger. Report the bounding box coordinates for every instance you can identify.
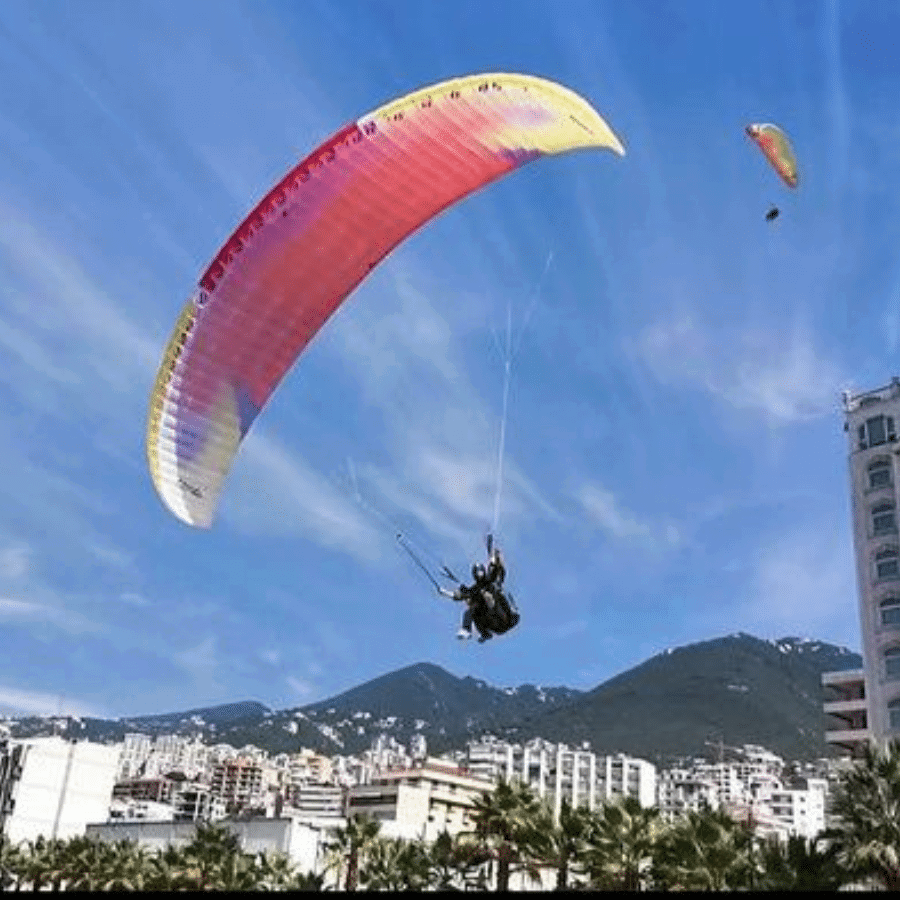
[438,581,493,642]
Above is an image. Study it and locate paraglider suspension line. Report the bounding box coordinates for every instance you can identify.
[397,533,455,594]
[489,251,552,538]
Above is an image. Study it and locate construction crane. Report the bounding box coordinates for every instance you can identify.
[703,737,748,766]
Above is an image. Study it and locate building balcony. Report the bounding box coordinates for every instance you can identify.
[823,698,868,715]
[825,726,871,747]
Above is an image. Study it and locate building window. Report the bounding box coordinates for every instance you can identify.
[876,546,900,580]
[886,647,900,681]
[869,458,893,490]
[882,597,900,627]
[889,698,900,731]
[860,415,897,449]
[874,502,898,536]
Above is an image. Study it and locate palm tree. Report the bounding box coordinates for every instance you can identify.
[755,833,843,891]
[252,849,300,890]
[177,821,246,889]
[532,798,594,890]
[288,869,326,890]
[326,813,381,891]
[470,776,546,891]
[20,835,55,891]
[146,844,188,891]
[360,835,429,891]
[427,829,492,891]
[0,834,23,890]
[585,795,660,891]
[56,835,107,890]
[105,839,159,890]
[825,739,900,890]
[652,806,753,891]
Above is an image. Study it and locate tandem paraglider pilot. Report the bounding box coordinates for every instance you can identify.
[438,546,518,643]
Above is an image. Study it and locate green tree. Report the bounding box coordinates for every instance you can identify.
[427,829,492,891]
[825,740,900,890]
[177,822,247,890]
[532,798,594,890]
[0,834,23,890]
[251,849,306,890]
[470,777,546,891]
[586,795,660,891]
[652,806,753,891]
[755,833,843,891]
[360,835,429,891]
[326,813,382,891]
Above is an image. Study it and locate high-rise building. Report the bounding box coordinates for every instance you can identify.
[0,737,121,843]
[837,379,900,749]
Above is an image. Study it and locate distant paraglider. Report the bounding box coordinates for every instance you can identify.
[746,122,797,221]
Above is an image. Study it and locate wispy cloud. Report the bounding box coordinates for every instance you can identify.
[260,648,281,667]
[286,675,314,699]
[0,544,30,580]
[548,617,589,640]
[576,482,681,549]
[0,204,160,407]
[733,526,857,643]
[0,597,100,635]
[632,311,847,424]
[327,260,561,553]
[0,685,104,718]
[222,430,384,557]
[173,636,218,684]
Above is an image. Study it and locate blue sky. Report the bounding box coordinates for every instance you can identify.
[0,0,896,720]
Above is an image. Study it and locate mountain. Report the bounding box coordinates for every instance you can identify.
[297,661,583,753]
[526,633,862,764]
[0,634,861,763]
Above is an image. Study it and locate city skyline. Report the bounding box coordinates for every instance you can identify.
[2,0,898,719]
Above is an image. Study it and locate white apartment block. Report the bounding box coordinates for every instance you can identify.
[118,732,212,781]
[838,380,900,749]
[686,762,750,809]
[346,757,493,842]
[108,797,176,822]
[86,817,339,886]
[656,767,718,821]
[0,737,121,843]
[765,778,828,841]
[822,669,870,754]
[464,736,656,818]
[118,733,153,779]
[597,754,657,808]
[656,746,828,841]
[210,757,281,813]
[276,749,334,786]
[284,783,345,821]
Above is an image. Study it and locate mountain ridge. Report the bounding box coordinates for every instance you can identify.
[0,634,862,763]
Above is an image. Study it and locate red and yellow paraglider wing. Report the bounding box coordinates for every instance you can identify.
[146,73,624,528]
[746,122,798,189]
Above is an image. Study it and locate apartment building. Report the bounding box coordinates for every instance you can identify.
[210,758,280,813]
[284,783,346,821]
[346,757,493,841]
[822,669,870,755]
[656,767,718,821]
[86,817,338,885]
[835,380,900,749]
[464,736,656,817]
[0,737,121,843]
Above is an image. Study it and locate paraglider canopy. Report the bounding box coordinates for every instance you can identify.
[745,122,798,189]
[145,73,625,529]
